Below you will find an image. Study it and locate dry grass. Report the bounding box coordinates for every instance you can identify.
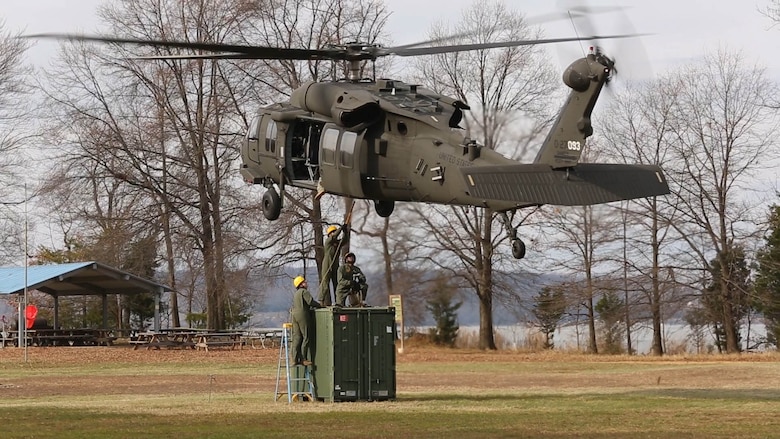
[2,343,778,397]
[1,343,779,438]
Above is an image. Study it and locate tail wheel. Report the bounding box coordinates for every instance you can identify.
[511,239,526,259]
[262,188,281,221]
[374,200,395,218]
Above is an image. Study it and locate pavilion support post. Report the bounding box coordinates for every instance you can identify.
[17,294,24,347]
[102,294,108,329]
[53,295,59,329]
[154,288,162,331]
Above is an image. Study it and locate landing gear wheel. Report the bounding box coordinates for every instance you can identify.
[374,200,395,218]
[511,239,526,260]
[262,188,281,221]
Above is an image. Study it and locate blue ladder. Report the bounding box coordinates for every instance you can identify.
[274,323,314,402]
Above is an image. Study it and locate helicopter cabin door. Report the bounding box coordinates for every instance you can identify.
[240,114,283,184]
[319,124,365,198]
[285,119,323,185]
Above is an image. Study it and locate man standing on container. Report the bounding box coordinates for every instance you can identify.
[318,224,342,306]
[291,276,321,366]
[335,252,369,307]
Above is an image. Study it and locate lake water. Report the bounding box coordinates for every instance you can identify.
[445,322,770,354]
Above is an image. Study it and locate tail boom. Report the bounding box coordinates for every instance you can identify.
[462,163,669,206]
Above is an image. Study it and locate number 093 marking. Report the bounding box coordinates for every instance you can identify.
[567,141,581,151]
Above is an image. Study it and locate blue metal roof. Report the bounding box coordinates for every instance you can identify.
[0,261,170,296]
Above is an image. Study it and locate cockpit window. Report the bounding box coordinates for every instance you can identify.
[265,120,277,153]
[321,127,339,165]
[340,131,358,168]
[247,116,260,140]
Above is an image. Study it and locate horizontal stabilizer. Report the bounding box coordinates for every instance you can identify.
[462,163,669,206]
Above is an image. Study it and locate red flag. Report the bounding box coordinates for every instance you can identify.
[25,305,38,329]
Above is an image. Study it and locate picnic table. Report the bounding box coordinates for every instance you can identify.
[242,328,284,349]
[1,330,28,347]
[130,329,197,350]
[3,329,117,347]
[194,331,244,351]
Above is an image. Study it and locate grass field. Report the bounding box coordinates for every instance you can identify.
[1,345,779,438]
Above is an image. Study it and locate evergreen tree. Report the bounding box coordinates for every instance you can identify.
[532,286,567,349]
[684,304,710,353]
[754,204,780,348]
[595,292,625,354]
[121,234,159,329]
[702,246,751,353]
[426,285,462,347]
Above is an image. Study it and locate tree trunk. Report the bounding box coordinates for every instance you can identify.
[478,287,496,350]
[163,222,179,328]
[477,212,496,350]
[721,276,739,353]
[381,217,392,295]
[586,293,598,353]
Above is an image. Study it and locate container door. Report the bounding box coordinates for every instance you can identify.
[332,309,362,401]
[364,308,397,400]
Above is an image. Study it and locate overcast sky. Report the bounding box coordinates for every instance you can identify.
[3,0,779,79]
[2,0,779,258]
[391,0,780,78]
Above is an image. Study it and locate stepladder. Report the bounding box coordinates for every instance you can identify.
[275,322,314,402]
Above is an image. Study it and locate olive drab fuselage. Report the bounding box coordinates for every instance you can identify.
[239,49,670,259]
[240,50,668,214]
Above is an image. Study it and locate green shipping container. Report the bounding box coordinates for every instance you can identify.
[312,307,396,402]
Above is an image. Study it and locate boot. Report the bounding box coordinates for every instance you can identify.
[314,180,326,201]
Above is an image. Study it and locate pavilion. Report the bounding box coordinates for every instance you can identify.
[0,261,171,333]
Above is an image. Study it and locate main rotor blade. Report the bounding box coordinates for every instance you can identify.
[25,32,647,62]
[24,33,345,61]
[392,7,626,51]
[383,34,644,57]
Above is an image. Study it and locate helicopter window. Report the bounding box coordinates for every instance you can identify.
[265,120,277,153]
[397,121,408,136]
[247,116,260,141]
[321,127,339,165]
[340,131,358,168]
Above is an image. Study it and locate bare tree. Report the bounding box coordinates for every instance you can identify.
[34,155,160,331]
[664,48,780,353]
[535,201,623,353]
[760,1,780,110]
[598,77,682,356]
[406,1,557,350]
[760,1,780,25]
[0,24,32,264]
[39,0,266,330]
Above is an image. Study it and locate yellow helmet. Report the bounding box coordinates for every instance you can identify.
[293,276,305,288]
[327,225,338,235]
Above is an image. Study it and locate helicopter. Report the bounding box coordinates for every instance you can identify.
[30,27,670,260]
[239,40,670,259]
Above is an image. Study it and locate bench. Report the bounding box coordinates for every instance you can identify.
[194,333,243,351]
[195,340,242,350]
[243,329,284,349]
[130,338,195,350]
[94,335,118,346]
[33,334,97,346]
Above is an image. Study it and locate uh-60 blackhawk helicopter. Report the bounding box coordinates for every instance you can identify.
[32,26,670,260]
[241,38,670,259]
